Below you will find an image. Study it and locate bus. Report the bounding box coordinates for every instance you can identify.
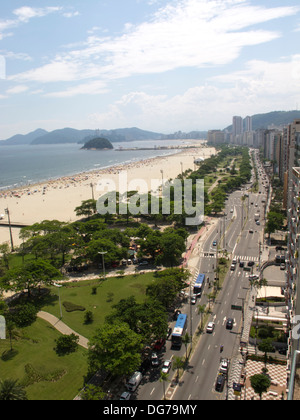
[171,314,188,349]
[193,273,205,296]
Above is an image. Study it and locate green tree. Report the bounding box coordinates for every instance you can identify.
[75,199,97,217]
[80,384,105,401]
[88,322,143,377]
[258,338,274,369]
[250,374,271,400]
[54,333,79,356]
[0,259,62,297]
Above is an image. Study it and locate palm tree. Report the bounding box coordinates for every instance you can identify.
[0,379,27,400]
[182,332,191,361]
[159,372,169,400]
[172,357,184,383]
[197,305,206,332]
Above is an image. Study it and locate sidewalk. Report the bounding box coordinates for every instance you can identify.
[37,311,89,349]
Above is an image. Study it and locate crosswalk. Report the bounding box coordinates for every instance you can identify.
[199,252,259,263]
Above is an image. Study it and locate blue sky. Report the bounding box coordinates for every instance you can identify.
[0,0,300,138]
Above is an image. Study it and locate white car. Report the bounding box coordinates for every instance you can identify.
[206,322,215,333]
[219,358,229,374]
[191,295,197,304]
[161,360,172,374]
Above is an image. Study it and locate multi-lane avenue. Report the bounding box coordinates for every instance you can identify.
[136,150,269,401]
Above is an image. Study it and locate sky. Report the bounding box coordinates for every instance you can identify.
[0,0,300,139]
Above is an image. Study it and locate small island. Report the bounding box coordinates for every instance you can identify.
[81,137,114,150]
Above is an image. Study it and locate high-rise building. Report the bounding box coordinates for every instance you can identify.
[232,116,243,137]
[244,115,252,132]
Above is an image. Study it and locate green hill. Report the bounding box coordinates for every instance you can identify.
[81,137,114,150]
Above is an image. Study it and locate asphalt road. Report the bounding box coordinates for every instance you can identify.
[135,151,269,401]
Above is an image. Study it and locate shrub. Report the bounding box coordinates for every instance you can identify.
[54,333,79,355]
[62,301,85,312]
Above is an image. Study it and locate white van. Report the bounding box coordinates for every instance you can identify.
[126,371,142,392]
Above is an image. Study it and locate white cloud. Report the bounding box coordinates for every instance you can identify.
[87,54,300,131]
[10,0,299,92]
[45,80,108,98]
[6,85,29,94]
[12,6,62,22]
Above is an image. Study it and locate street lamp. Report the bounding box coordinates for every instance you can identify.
[53,282,63,319]
[5,208,14,252]
[98,251,107,280]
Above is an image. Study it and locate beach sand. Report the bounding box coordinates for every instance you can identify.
[0,145,215,247]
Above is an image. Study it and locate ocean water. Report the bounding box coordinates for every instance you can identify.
[0,140,190,190]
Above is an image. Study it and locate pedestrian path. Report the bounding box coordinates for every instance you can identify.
[37,311,89,349]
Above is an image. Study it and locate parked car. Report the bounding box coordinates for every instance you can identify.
[219,358,229,374]
[191,294,197,304]
[126,371,143,392]
[120,391,131,400]
[154,338,165,351]
[161,360,172,374]
[151,352,159,367]
[215,373,225,392]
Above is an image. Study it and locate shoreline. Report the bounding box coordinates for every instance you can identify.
[0,145,215,247]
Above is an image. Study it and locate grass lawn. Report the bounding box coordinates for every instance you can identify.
[0,318,87,400]
[41,272,156,340]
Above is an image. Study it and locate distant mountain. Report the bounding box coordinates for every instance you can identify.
[31,128,95,145]
[0,128,48,145]
[251,110,300,130]
[20,127,164,145]
[225,110,300,132]
[78,127,163,144]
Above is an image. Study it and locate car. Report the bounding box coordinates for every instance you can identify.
[161,360,172,374]
[249,229,254,233]
[154,338,165,351]
[173,310,181,320]
[280,263,286,270]
[206,322,215,333]
[212,240,217,246]
[239,261,245,268]
[230,208,233,213]
[247,261,254,267]
[215,373,226,392]
[232,258,237,265]
[230,264,236,271]
[256,220,260,225]
[139,260,149,266]
[226,318,234,330]
[219,358,229,374]
[151,352,159,367]
[120,391,131,400]
[191,294,197,304]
